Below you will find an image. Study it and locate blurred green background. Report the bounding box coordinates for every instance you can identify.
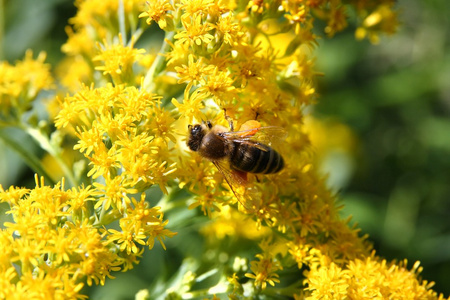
[0,0,449,297]
[314,0,450,295]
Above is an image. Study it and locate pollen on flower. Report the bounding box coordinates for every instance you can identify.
[0,176,161,298]
[283,2,308,31]
[305,262,348,299]
[171,88,207,123]
[245,253,282,290]
[0,50,53,116]
[199,67,235,98]
[107,221,146,255]
[139,0,174,30]
[57,84,179,194]
[215,13,241,45]
[1,1,437,299]
[174,14,215,47]
[304,253,441,299]
[93,36,146,84]
[188,189,222,217]
[175,54,215,87]
[147,103,178,144]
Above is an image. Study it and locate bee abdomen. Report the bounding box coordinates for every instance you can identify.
[230,142,284,174]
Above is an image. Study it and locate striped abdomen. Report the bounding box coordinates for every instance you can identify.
[230,141,284,174]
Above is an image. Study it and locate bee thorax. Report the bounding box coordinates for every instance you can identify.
[199,132,231,160]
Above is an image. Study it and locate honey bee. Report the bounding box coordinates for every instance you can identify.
[187,118,285,204]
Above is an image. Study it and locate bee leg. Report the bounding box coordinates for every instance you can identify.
[223,108,234,131]
[255,175,260,183]
[255,111,259,120]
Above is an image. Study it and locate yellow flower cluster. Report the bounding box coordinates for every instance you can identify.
[0,0,446,299]
[0,51,53,116]
[56,84,178,194]
[0,175,173,299]
[304,253,442,299]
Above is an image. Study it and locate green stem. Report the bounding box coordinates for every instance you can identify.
[118,0,127,41]
[142,31,175,92]
[0,130,55,185]
[22,126,78,187]
[130,27,144,44]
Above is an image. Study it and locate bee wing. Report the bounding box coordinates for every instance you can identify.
[212,159,259,209]
[212,159,246,190]
[221,126,287,147]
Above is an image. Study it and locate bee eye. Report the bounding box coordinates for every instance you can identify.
[191,125,201,134]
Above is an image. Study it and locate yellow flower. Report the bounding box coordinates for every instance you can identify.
[107,221,147,255]
[147,102,178,144]
[61,27,96,58]
[76,126,121,178]
[305,262,349,299]
[70,0,118,27]
[165,38,190,66]
[93,35,146,84]
[0,175,166,298]
[171,88,207,123]
[3,1,441,299]
[139,0,174,30]
[198,66,235,100]
[58,84,178,195]
[174,13,215,46]
[201,205,270,240]
[177,0,213,19]
[0,50,53,115]
[56,56,93,91]
[215,13,241,45]
[227,272,244,296]
[356,4,399,44]
[323,4,348,37]
[92,175,137,211]
[245,252,282,290]
[0,185,30,206]
[175,54,215,86]
[145,218,177,251]
[68,222,122,286]
[283,1,308,33]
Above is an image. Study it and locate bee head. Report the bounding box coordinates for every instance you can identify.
[187,123,206,151]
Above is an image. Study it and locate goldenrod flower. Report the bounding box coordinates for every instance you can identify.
[0,50,53,115]
[175,54,215,86]
[174,14,215,46]
[305,253,441,299]
[1,1,444,299]
[171,88,207,123]
[139,0,175,30]
[245,252,282,290]
[356,4,399,44]
[94,35,146,85]
[305,262,349,299]
[198,66,235,99]
[215,13,241,45]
